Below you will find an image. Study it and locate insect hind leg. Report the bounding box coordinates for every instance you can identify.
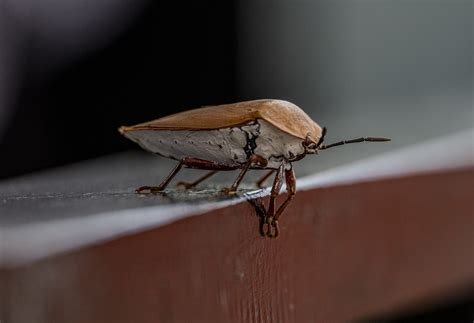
[136,160,184,194]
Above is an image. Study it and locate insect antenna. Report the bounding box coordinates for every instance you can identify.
[319,136,391,150]
[314,127,327,148]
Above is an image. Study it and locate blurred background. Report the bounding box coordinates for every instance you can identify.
[0,0,472,179]
[0,0,236,178]
[0,1,472,320]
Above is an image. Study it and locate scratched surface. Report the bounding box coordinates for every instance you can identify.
[0,152,242,227]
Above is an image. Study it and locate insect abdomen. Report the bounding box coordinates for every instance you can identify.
[124,120,305,169]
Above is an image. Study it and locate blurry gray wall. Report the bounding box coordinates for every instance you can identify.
[237,0,473,170]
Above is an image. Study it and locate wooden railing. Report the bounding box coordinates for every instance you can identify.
[1,130,473,322]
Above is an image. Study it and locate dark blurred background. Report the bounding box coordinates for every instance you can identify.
[0,0,472,179]
[0,0,238,178]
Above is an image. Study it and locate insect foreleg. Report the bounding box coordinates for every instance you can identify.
[274,165,296,221]
[261,162,285,237]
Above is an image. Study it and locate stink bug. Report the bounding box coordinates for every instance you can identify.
[119,99,390,237]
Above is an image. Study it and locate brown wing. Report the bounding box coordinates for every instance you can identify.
[119,99,322,141]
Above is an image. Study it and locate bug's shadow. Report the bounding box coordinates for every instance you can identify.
[135,183,273,237]
[245,196,268,236]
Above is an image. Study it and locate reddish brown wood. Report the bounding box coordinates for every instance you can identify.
[3,168,474,323]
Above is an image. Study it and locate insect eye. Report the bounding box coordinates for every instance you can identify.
[303,137,313,149]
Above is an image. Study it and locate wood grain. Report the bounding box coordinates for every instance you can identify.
[2,167,473,323]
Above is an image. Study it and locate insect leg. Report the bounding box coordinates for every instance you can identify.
[261,162,285,238]
[136,160,184,194]
[223,155,267,195]
[176,170,218,189]
[274,164,296,221]
[255,170,276,188]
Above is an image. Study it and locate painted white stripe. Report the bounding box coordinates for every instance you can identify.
[299,128,474,190]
